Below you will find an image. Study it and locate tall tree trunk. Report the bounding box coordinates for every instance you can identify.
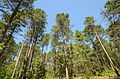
[0,26,16,59]
[28,37,37,69]
[0,0,22,43]
[64,46,69,79]
[11,42,24,79]
[53,48,57,77]
[11,33,27,79]
[70,44,74,79]
[66,66,69,79]
[92,26,120,76]
[0,26,16,67]
[22,36,34,79]
[28,49,33,69]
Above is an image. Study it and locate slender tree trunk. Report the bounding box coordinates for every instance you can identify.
[59,55,63,79]
[22,36,34,79]
[66,66,69,79]
[70,45,74,79]
[28,49,33,69]
[0,26,16,67]
[28,37,37,69]
[92,26,120,76]
[24,45,32,78]
[64,46,69,79]
[0,1,22,43]
[11,42,24,79]
[11,33,27,79]
[53,48,57,77]
[0,26,16,59]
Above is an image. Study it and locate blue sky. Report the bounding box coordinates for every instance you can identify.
[15,0,108,44]
[32,0,108,52]
[34,0,108,33]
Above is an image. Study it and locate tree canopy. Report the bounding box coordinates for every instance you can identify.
[0,0,120,79]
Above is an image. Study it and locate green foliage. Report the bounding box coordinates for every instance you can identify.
[74,30,85,43]
[104,0,120,14]
[0,0,120,78]
[0,43,5,51]
[104,0,120,53]
[84,16,96,25]
[40,33,51,49]
[101,69,115,76]
[0,62,15,79]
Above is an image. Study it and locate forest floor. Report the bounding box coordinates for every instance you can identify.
[75,75,119,79]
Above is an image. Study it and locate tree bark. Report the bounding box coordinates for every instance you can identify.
[0,26,16,59]
[22,36,34,79]
[0,1,22,43]
[92,26,120,76]
[53,48,57,77]
[66,67,69,79]
[11,42,24,79]
[64,46,69,79]
[11,33,27,79]
[28,37,37,69]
